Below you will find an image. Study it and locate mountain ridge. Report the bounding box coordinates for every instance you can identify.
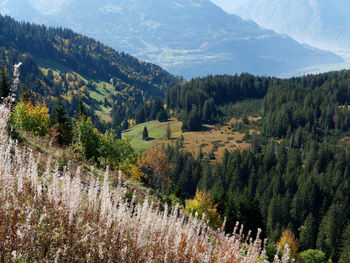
[0,0,343,78]
[0,14,180,129]
[226,0,350,53]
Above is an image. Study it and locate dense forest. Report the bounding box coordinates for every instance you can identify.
[166,74,271,131]
[0,14,180,131]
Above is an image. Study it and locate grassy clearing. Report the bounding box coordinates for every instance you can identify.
[122,121,168,152]
[122,118,257,160]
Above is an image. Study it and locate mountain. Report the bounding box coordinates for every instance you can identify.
[0,14,180,129]
[225,0,350,53]
[0,0,343,78]
[0,0,42,21]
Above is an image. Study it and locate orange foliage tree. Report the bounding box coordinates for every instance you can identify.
[136,146,172,189]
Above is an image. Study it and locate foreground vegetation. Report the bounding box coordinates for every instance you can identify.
[0,97,293,262]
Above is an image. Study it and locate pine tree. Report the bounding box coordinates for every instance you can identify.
[0,65,10,101]
[76,96,87,118]
[339,245,350,263]
[300,213,316,251]
[53,98,72,146]
[339,224,350,263]
[166,123,171,140]
[187,105,202,131]
[202,98,215,123]
[135,106,146,124]
[142,126,149,140]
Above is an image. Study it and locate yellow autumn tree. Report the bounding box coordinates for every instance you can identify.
[12,100,50,136]
[185,190,222,230]
[277,229,300,260]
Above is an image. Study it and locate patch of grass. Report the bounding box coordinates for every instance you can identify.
[36,57,114,121]
[122,121,167,152]
[129,139,153,153]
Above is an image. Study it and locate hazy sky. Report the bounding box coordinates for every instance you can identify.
[210,0,242,12]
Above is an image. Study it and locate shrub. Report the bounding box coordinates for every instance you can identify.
[98,130,135,170]
[300,249,327,263]
[73,116,100,160]
[12,100,50,136]
[277,229,299,261]
[138,146,172,189]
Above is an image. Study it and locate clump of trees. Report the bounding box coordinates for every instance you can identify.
[166,74,270,131]
[8,95,135,172]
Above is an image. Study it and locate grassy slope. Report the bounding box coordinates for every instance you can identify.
[122,121,170,152]
[37,58,113,121]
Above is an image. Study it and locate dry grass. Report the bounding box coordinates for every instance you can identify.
[134,118,255,161]
[339,136,350,145]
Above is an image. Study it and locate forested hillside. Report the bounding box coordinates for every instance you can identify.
[140,71,350,262]
[0,14,180,130]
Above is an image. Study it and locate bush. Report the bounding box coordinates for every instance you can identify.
[99,130,135,170]
[157,109,168,122]
[277,230,299,261]
[12,100,50,136]
[73,116,100,160]
[300,249,327,263]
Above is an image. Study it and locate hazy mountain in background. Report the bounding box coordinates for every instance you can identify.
[0,0,42,21]
[0,0,343,78]
[223,0,350,54]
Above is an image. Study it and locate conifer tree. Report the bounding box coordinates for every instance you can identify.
[166,123,171,140]
[157,108,168,122]
[53,98,72,145]
[142,126,149,140]
[0,66,10,101]
[76,96,87,118]
[300,213,316,251]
